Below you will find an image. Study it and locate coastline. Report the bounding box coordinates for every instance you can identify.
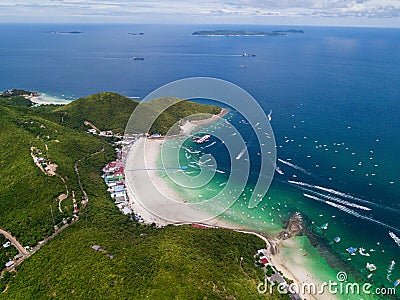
[124,136,240,229]
[124,109,338,300]
[24,93,71,105]
[180,108,229,135]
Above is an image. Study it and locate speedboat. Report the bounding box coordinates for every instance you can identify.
[394,279,400,287]
[346,247,357,255]
[366,263,377,272]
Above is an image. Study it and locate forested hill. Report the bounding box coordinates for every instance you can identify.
[47,92,220,134]
[0,94,282,299]
[51,92,138,133]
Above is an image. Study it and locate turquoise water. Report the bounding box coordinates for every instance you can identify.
[159,108,400,299]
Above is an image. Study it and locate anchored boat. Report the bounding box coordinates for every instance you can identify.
[320,223,329,230]
[366,263,377,272]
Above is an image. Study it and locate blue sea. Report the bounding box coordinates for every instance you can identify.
[1,24,400,299]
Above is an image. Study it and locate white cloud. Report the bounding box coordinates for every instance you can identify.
[0,0,399,25]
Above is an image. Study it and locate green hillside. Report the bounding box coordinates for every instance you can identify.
[0,105,111,247]
[126,96,221,135]
[0,93,282,299]
[48,92,220,135]
[49,92,138,133]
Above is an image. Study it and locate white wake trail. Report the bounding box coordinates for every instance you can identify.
[301,187,371,211]
[278,159,312,176]
[389,232,400,247]
[387,260,396,282]
[203,141,216,148]
[303,193,400,232]
[290,180,400,214]
[236,146,247,160]
[290,180,375,205]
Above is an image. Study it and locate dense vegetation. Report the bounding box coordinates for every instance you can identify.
[127,96,221,135]
[50,92,138,133]
[47,92,220,135]
[0,235,18,268]
[0,93,283,299]
[0,89,33,107]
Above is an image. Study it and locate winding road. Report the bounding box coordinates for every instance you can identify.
[0,228,27,256]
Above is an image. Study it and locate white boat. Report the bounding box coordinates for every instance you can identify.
[359,248,371,257]
[193,134,211,144]
[366,263,377,272]
[275,167,284,175]
[389,231,400,247]
[267,110,272,122]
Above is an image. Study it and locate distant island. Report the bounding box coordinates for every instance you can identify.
[46,31,82,34]
[192,29,304,36]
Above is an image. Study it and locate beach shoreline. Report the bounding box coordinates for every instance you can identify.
[179,108,229,136]
[24,93,71,105]
[124,136,242,229]
[123,109,338,300]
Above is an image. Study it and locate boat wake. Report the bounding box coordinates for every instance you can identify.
[300,187,371,211]
[203,141,216,149]
[236,146,247,160]
[278,159,313,176]
[303,193,400,232]
[289,180,369,203]
[182,146,201,154]
[387,260,395,282]
[267,110,272,122]
[289,180,400,214]
[389,232,400,247]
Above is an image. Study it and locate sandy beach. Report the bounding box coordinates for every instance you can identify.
[24,93,71,105]
[180,108,229,135]
[270,238,339,300]
[124,136,240,228]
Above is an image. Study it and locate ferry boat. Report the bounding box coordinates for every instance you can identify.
[193,134,211,144]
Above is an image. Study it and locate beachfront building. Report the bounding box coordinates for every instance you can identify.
[259,256,269,266]
[102,159,131,217]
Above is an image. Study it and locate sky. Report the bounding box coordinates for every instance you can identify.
[1,0,400,27]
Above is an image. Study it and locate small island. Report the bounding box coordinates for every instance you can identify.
[192,29,304,36]
[46,31,82,34]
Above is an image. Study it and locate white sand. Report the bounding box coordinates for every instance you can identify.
[124,137,238,228]
[180,108,229,135]
[270,238,339,300]
[25,93,71,105]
